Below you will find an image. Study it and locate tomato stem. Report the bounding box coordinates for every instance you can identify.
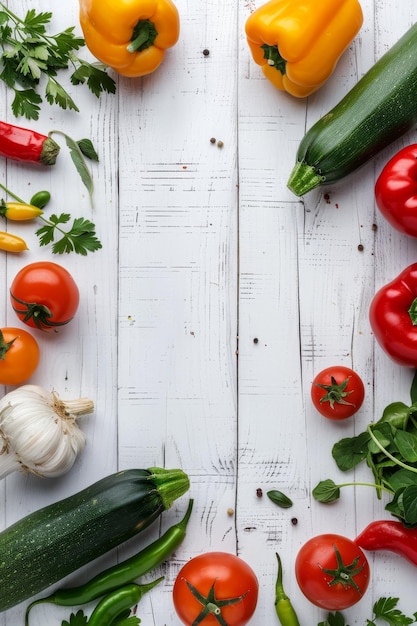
[321,545,365,596]
[315,376,355,408]
[0,329,16,360]
[184,578,248,626]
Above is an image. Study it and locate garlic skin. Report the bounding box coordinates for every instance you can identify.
[0,385,93,479]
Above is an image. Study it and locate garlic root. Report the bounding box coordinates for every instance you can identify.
[0,385,93,479]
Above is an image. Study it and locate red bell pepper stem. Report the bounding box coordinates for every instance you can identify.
[355,520,417,567]
[0,120,60,165]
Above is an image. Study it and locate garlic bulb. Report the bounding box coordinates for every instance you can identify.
[0,385,93,479]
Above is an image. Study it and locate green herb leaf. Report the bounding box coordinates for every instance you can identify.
[70,60,116,98]
[48,131,96,206]
[410,371,417,404]
[267,489,293,508]
[312,479,341,503]
[61,609,88,626]
[35,213,102,256]
[0,3,115,119]
[77,138,99,162]
[371,596,416,625]
[318,612,348,626]
[402,485,417,526]
[11,88,42,120]
[395,430,417,462]
[331,431,370,471]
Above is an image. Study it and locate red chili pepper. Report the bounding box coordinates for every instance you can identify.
[369,262,417,367]
[355,520,417,567]
[0,121,60,166]
[375,144,417,238]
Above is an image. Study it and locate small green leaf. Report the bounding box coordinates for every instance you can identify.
[266,489,293,508]
[49,131,95,205]
[331,432,370,471]
[77,138,99,162]
[312,479,340,503]
[61,609,88,626]
[402,485,417,526]
[395,430,417,462]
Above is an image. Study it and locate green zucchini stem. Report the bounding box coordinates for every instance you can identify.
[287,160,324,196]
[148,467,190,509]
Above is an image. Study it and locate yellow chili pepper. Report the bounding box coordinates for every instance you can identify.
[245,0,363,97]
[79,0,180,78]
[0,231,28,252]
[0,202,43,221]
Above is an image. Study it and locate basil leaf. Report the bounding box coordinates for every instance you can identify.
[312,479,340,503]
[266,490,293,508]
[394,430,417,462]
[332,432,370,471]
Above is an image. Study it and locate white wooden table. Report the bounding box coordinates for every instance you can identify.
[1,0,417,624]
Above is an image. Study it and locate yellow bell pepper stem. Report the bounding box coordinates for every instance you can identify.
[245,0,363,97]
[79,0,180,78]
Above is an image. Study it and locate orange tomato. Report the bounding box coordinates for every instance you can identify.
[0,327,40,385]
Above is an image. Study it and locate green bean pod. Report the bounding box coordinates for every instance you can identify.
[275,553,301,626]
[25,499,193,624]
[87,578,163,626]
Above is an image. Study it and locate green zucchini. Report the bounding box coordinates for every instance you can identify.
[287,22,417,197]
[0,467,189,612]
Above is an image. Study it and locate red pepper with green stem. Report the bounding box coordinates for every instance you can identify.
[355,520,417,567]
[375,144,417,238]
[0,120,60,165]
[369,263,417,367]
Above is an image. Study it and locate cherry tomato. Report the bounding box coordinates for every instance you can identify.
[311,366,365,420]
[10,261,79,332]
[0,327,40,385]
[295,534,370,611]
[172,552,258,626]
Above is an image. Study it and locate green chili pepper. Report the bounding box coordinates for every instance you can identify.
[25,499,193,625]
[275,553,301,626]
[87,577,163,626]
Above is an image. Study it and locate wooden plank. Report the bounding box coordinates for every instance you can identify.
[0,1,416,624]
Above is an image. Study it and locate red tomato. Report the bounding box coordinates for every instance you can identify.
[311,366,364,419]
[172,552,258,626]
[10,262,79,332]
[295,534,370,611]
[0,327,40,385]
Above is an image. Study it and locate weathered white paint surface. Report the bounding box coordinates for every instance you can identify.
[1,0,417,623]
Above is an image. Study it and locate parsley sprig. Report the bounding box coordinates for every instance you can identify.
[318,597,417,626]
[0,183,102,256]
[0,4,116,120]
[61,609,141,626]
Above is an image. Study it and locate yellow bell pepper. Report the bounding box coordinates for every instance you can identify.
[245,0,363,97]
[79,0,180,78]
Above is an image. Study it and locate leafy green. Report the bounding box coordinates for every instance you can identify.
[61,610,88,626]
[36,213,102,255]
[318,597,417,626]
[61,608,141,625]
[0,4,115,119]
[314,371,417,526]
[266,489,293,508]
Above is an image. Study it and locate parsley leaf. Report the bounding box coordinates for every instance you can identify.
[0,4,116,119]
[319,597,417,626]
[368,597,417,625]
[36,213,102,256]
[61,609,88,626]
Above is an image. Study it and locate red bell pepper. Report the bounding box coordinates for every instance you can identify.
[355,520,417,567]
[375,144,417,238]
[369,263,417,367]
